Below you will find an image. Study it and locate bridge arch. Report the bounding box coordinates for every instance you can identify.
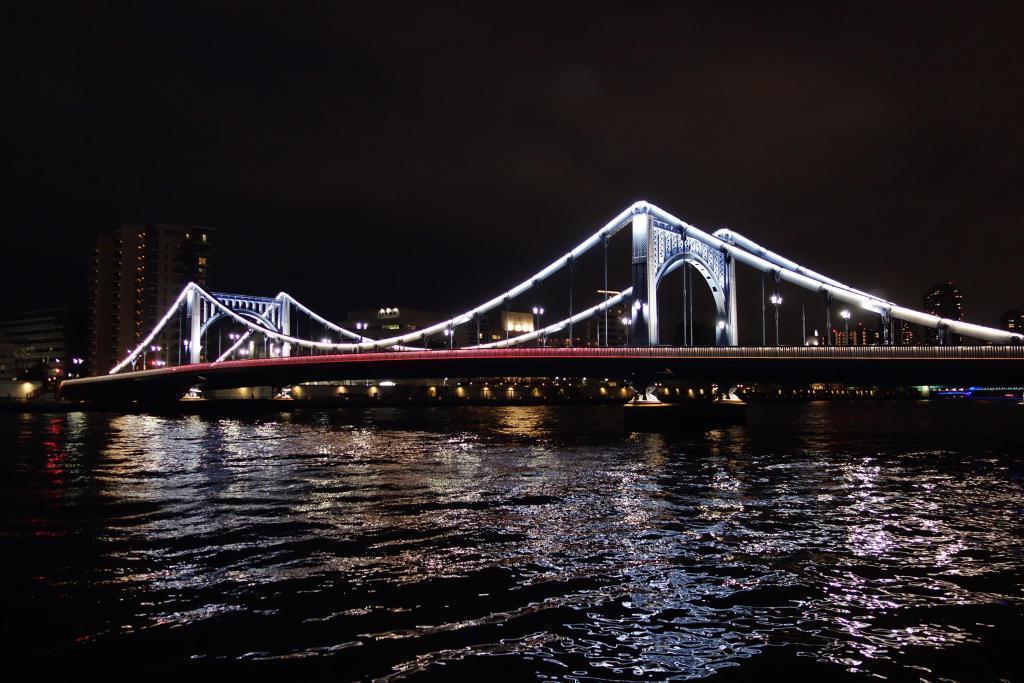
[199,309,278,338]
[654,249,728,344]
[631,213,737,346]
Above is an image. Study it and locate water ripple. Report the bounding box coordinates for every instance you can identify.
[1,402,1022,680]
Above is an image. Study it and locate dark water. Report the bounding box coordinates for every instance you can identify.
[2,402,1023,681]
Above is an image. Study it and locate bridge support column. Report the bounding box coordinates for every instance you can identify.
[187,286,202,364]
[631,213,654,346]
[279,300,292,357]
[722,254,738,346]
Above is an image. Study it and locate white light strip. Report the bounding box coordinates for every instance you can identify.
[214,330,251,362]
[275,292,372,342]
[646,205,1023,345]
[323,202,642,352]
[713,228,875,298]
[108,285,194,374]
[468,288,633,348]
[192,284,358,351]
[111,200,1020,376]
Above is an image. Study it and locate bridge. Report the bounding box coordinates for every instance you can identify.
[62,201,1024,401]
[59,346,1024,401]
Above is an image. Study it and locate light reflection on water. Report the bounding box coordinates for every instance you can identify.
[2,402,1023,680]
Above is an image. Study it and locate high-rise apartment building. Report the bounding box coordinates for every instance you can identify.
[90,224,212,374]
[923,282,964,344]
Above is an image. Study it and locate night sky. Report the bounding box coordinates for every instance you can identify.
[6,2,1024,332]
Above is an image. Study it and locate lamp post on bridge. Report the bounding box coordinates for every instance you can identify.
[840,309,851,346]
[226,332,240,360]
[769,294,783,346]
[621,316,632,346]
[825,293,833,346]
[532,306,544,347]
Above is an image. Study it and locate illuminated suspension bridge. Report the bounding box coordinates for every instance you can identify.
[61,201,1024,400]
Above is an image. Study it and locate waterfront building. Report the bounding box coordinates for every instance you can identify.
[90,224,213,373]
[0,307,87,382]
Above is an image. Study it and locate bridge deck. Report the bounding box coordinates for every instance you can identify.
[61,346,1024,401]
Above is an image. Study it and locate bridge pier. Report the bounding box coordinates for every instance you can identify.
[187,286,202,364]
[623,385,746,431]
[279,298,292,357]
[630,214,653,346]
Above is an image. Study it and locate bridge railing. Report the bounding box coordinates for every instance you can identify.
[182,344,1024,368]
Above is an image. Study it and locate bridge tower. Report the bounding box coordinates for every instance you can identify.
[187,286,203,364]
[278,295,292,358]
[179,291,291,364]
[630,211,737,346]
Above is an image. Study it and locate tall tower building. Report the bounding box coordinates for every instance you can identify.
[90,224,212,374]
[923,282,964,344]
[1001,309,1024,334]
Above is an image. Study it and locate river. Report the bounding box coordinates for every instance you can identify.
[2,401,1022,680]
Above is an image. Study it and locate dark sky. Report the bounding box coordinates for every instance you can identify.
[6,2,1024,330]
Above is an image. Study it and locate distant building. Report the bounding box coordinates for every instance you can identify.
[90,224,213,373]
[345,307,536,348]
[575,306,629,347]
[345,302,636,349]
[603,305,630,347]
[923,282,964,344]
[0,337,13,379]
[460,309,534,347]
[346,307,439,340]
[833,322,880,346]
[0,308,87,383]
[1001,309,1024,334]
[896,320,918,346]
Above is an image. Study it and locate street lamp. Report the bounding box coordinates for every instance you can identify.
[532,306,544,346]
[621,316,633,346]
[443,327,454,349]
[840,309,851,345]
[769,294,783,346]
[225,332,240,360]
